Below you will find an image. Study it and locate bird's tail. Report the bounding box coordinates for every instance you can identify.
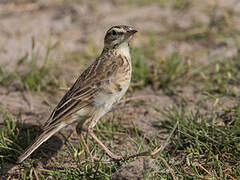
[17,124,65,163]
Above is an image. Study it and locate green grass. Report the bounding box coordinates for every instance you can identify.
[0,107,21,163]
[0,38,59,92]
[63,42,101,70]
[151,52,190,89]
[131,44,190,90]
[153,104,240,178]
[0,107,41,165]
[197,57,240,95]
[125,0,190,9]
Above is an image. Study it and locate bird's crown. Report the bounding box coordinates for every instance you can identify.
[104,25,137,49]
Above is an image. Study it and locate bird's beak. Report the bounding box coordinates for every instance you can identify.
[125,28,138,44]
[127,29,138,35]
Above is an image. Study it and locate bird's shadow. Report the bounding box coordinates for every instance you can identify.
[0,121,63,179]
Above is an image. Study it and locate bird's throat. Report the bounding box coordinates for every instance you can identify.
[117,42,130,60]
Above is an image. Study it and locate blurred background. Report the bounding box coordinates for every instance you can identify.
[0,0,240,179]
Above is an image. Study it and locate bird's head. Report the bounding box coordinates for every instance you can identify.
[104,25,137,49]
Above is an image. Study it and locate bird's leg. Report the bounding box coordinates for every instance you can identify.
[76,123,94,162]
[86,127,122,160]
[87,128,152,161]
[80,124,148,161]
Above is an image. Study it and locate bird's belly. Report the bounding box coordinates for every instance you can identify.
[94,82,129,113]
[115,83,129,102]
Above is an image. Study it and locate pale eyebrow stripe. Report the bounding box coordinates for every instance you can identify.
[112,28,125,33]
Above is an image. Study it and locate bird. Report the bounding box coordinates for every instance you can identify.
[17,25,138,163]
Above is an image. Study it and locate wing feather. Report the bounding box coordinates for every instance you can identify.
[43,53,121,129]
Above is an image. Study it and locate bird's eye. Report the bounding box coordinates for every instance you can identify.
[112,30,117,36]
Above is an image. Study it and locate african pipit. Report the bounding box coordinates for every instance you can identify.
[17,25,137,163]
